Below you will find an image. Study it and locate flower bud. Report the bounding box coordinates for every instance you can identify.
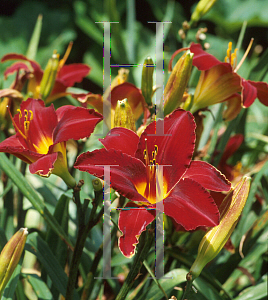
[190,177,250,280]
[190,0,218,24]
[114,98,136,131]
[141,57,154,106]
[164,50,193,116]
[39,51,59,101]
[0,228,28,294]
[92,178,103,192]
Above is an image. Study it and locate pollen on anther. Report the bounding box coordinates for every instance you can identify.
[17,109,22,118]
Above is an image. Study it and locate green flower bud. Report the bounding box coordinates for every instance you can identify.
[141,57,154,106]
[164,50,193,116]
[190,0,217,24]
[92,178,103,192]
[39,51,59,101]
[114,98,136,131]
[190,177,250,280]
[0,228,28,294]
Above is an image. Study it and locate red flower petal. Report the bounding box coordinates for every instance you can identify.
[14,99,58,153]
[53,107,103,144]
[135,109,196,193]
[1,53,42,79]
[4,62,31,78]
[100,127,139,156]
[74,148,149,203]
[29,152,58,176]
[58,63,91,87]
[189,43,222,70]
[1,53,30,63]
[242,79,257,108]
[183,161,231,192]
[0,135,41,164]
[220,134,244,162]
[164,178,219,230]
[118,202,155,258]
[247,80,268,106]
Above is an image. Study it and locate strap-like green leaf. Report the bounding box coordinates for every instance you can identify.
[25,232,79,300]
[26,14,43,60]
[0,153,73,249]
[24,273,53,300]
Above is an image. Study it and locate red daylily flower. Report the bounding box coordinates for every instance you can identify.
[188,42,268,115]
[1,44,90,103]
[0,98,102,187]
[74,109,231,257]
[169,42,268,117]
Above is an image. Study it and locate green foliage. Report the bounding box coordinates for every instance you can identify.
[0,0,267,299]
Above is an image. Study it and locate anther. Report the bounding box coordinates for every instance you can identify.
[29,110,33,121]
[17,109,22,118]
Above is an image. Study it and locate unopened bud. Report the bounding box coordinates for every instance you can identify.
[164,50,193,115]
[39,51,59,101]
[141,57,154,106]
[114,98,136,131]
[190,177,250,280]
[190,0,217,24]
[0,228,28,293]
[92,178,103,192]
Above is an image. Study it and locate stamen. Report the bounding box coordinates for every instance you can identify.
[24,109,28,121]
[8,107,27,139]
[17,109,22,118]
[29,110,33,120]
[225,42,232,63]
[231,48,237,67]
[234,38,254,72]
[24,121,30,135]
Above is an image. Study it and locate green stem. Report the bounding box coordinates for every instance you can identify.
[115,222,155,300]
[65,180,103,300]
[182,272,195,300]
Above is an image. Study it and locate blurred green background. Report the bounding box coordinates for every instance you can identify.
[1,0,267,95]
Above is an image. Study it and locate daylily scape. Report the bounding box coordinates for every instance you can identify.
[75,109,231,257]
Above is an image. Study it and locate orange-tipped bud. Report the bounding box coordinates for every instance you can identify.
[164,50,193,116]
[0,228,28,294]
[190,177,251,280]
